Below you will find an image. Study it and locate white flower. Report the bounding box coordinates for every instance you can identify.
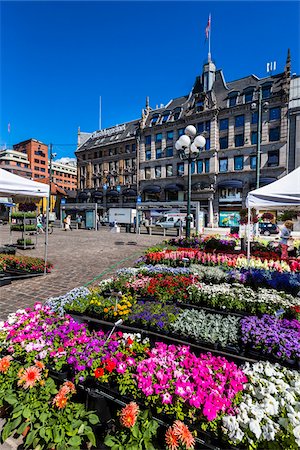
[249,419,262,440]
[293,424,300,445]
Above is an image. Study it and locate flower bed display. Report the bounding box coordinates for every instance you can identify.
[241,315,300,363]
[0,254,53,274]
[143,248,300,272]
[168,235,237,252]
[1,302,300,449]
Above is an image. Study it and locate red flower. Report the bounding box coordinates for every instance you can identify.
[57,347,64,353]
[127,337,134,345]
[94,367,104,378]
[105,360,116,373]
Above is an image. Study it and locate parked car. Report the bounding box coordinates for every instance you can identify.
[259,222,279,236]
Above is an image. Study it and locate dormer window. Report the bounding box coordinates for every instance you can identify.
[244,87,255,103]
[262,82,272,99]
[228,91,239,107]
[151,114,160,126]
[161,111,170,123]
[172,108,182,121]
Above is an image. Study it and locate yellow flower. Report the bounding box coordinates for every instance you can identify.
[113,312,117,316]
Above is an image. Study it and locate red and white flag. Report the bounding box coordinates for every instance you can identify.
[205,14,211,40]
[8,123,11,134]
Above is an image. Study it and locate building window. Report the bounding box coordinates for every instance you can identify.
[191,161,195,174]
[244,89,254,103]
[229,95,238,107]
[235,115,244,128]
[16,162,21,167]
[145,167,151,179]
[40,168,46,172]
[162,113,169,123]
[197,122,204,133]
[145,149,151,160]
[156,133,162,142]
[155,166,161,178]
[262,85,272,99]
[167,130,173,140]
[197,160,203,173]
[268,150,279,167]
[41,160,46,165]
[234,155,244,170]
[173,109,181,121]
[219,118,228,130]
[219,158,228,173]
[269,127,280,142]
[151,115,159,126]
[269,107,281,121]
[219,136,228,150]
[34,166,40,171]
[125,145,130,153]
[251,131,258,145]
[178,128,184,137]
[145,135,151,146]
[205,120,211,133]
[251,112,258,124]
[166,147,173,157]
[204,159,210,173]
[131,143,136,152]
[235,134,244,147]
[177,162,184,176]
[205,138,210,150]
[156,148,162,159]
[250,155,257,170]
[166,164,173,177]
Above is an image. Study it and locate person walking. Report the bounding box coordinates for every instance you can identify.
[280,220,293,259]
[144,217,150,234]
[64,215,72,231]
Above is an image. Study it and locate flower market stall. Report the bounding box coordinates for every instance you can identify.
[246,166,300,259]
[0,168,50,274]
[1,240,300,449]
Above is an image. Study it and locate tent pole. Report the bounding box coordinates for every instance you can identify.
[247,205,251,261]
[44,194,50,275]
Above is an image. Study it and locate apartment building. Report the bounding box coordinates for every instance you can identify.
[0,149,32,178]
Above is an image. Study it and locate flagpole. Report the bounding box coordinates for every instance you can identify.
[208,14,211,62]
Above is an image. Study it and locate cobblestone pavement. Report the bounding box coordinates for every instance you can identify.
[0,226,163,320]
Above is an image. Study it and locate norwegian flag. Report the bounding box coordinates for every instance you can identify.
[205,14,211,40]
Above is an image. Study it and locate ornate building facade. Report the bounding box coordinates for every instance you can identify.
[76,50,297,226]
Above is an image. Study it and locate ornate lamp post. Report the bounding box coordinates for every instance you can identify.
[175,125,206,238]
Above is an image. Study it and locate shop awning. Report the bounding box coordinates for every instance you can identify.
[106,190,119,197]
[143,185,161,194]
[122,188,137,197]
[92,191,103,199]
[218,180,243,189]
[78,192,89,200]
[250,177,277,188]
[164,183,184,192]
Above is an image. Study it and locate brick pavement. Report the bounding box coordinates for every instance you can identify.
[0,226,163,320]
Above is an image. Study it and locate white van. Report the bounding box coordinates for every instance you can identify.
[156,213,194,228]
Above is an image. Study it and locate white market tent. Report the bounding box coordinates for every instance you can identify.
[0,168,49,198]
[247,166,300,209]
[0,168,50,273]
[246,167,300,258]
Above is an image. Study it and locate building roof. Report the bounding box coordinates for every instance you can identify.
[76,119,140,153]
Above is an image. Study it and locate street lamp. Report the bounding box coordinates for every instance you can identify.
[48,144,57,213]
[175,125,206,238]
[251,87,269,189]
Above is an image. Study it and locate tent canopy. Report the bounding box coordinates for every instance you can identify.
[0,169,49,198]
[246,167,300,210]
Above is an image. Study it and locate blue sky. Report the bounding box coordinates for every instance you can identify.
[1,1,299,159]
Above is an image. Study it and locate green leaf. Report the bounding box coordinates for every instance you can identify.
[78,424,85,435]
[86,431,96,447]
[88,413,99,425]
[25,430,37,448]
[68,436,81,447]
[104,435,117,447]
[17,422,28,435]
[22,407,31,419]
[131,423,139,439]
[1,422,12,443]
[10,416,22,431]
[145,442,155,450]
[5,395,18,405]
[53,426,63,444]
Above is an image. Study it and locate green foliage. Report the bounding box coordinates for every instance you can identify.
[278,210,299,221]
[11,212,36,219]
[10,224,36,232]
[105,408,159,450]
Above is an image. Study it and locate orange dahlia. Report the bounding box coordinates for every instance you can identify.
[120,402,139,428]
[173,420,195,449]
[35,361,45,370]
[18,366,41,389]
[0,356,12,374]
[165,426,179,450]
[53,393,68,409]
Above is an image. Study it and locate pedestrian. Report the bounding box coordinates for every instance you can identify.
[76,214,82,229]
[144,218,150,234]
[133,216,137,232]
[64,215,72,231]
[280,220,293,259]
[37,214,44,233]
